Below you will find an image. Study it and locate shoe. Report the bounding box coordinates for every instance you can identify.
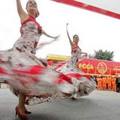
[15,106,28,120]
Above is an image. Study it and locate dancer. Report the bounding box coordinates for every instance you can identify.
[55,23,96,99]
[15,0,60,119]
[66,23,87,68]
[0,0,60,119]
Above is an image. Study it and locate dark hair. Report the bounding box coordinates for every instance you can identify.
[73,34,79,39]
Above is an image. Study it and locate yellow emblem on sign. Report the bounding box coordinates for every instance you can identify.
[97,62,107,74]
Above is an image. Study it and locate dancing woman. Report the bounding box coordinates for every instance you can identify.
[15,0,60,119]
[0,0,59,120]
[66,23,87,68]
[56,23,88,72]
[55,23,96,99]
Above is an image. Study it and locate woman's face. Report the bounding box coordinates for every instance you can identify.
[26,0,39,17]
[73,35,79,44]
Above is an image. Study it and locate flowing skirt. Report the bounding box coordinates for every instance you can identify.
[53,60,96,99]
[0,49,81,105]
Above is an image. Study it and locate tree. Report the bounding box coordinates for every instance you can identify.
[92,49,114,61]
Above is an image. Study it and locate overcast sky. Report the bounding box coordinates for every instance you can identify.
[0,0,120,61]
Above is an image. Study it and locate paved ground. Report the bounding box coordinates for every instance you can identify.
[0,89,120,120]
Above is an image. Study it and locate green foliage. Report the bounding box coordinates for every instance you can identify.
[93,49,114,61]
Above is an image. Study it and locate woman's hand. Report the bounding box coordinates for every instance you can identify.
[42,30,60,40]
[36,35,60,50]
[66,23,69,26]
[53,35,60,40]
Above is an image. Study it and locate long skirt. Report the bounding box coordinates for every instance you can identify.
[0,49,82,105]
[53,60,96,99]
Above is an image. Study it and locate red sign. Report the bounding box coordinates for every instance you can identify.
[77,58,120,76]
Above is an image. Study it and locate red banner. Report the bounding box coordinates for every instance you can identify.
[77,58,120,76]
[52,0,120,19]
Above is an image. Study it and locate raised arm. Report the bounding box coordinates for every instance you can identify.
[81,51,88,57]
[16,0,28,21]
[66,23,72,46]
[36,40,58,50]
[42,30,59,40]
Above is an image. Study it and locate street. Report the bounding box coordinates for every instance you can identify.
[0,89,120,120]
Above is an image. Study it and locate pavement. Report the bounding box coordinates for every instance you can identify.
[0,89,120,120]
